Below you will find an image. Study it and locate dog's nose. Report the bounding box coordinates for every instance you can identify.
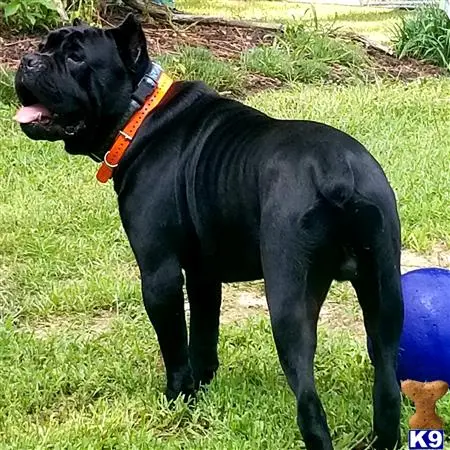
[22,54,44,71]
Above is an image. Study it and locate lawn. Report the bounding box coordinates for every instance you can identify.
[177,0,407,41]
[1,2,449,449]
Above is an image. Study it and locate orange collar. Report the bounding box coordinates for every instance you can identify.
[96,71,173,183]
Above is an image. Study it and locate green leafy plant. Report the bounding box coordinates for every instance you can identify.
[0,0,60,30]
[392,5,450,70]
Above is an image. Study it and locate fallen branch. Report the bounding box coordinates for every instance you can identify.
[169,15,285,32]
[4,38,39,47]
[342,32,394,56]
[121,0,284,32]
[122,0,170,17]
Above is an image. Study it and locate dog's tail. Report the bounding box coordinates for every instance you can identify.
[311,152,355,209]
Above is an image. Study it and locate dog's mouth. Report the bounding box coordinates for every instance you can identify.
[14,82,86,140]
[15,103,54,125]
[14,82,56,125]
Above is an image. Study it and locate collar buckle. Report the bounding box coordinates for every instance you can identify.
[131,63,163,105]
[119,130,133,141]
[103,150,119,169]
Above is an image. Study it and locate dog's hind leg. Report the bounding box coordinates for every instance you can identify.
[350,203,403,450]
[260,211,334,450]
[186,270,222,389]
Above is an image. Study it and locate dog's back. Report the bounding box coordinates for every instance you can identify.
[161,90,400,289]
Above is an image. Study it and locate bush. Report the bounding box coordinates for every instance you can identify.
[0,0,170,31]
[0,0,60,30]
[242,23,368,83]
[392,5,450,70]
[242,46,331,83]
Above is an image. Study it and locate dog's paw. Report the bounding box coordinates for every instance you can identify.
[372,430,402,450]
[193,365,218,390]
[190,353,219,389]
[165,386,197,404]
[165,369,196,404]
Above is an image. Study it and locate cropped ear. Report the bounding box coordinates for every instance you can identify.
[72,17,88,27]
[107,13,149,74]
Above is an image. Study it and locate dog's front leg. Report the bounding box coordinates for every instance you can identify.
[186,270,222,388]
[141,260,195,401]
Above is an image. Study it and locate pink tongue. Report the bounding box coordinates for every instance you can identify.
[14,104,51,124]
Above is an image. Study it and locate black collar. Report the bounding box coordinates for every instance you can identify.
[89,63,164,163]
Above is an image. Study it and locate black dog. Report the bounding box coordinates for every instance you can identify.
[15,15,404,449]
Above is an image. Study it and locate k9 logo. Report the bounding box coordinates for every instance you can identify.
[408,430,444,449]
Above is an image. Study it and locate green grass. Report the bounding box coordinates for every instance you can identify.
[153,24,369,87]
[157,46,245,94]
[243,45,332,82]
[1,78,449,447]
[1,80,447,321]
[176,0,396,24]
[242,23,368,83]
[0,67,16,106]
[176,0,406,42]
[4,314,447,450]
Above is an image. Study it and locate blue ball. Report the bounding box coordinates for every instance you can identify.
[367,268,450,383]
[397,268,450,383]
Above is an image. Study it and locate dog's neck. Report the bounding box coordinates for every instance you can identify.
[87,62,165,163]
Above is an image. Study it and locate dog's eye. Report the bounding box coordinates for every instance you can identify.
[67,55,87,72]
[66,55,87,75]
[68,54,83,64]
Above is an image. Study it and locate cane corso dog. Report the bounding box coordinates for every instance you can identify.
[14,14,404,449]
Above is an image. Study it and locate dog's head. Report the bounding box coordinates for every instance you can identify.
[15,14,150,156]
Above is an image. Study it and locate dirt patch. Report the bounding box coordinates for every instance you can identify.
[401,245,450,273]
[143,23,275,60]
[0,23,275,70]
[221,284,267,324]
[29,311,116,339]
[0,23,280,94]
[366,47,446,81]
[0,35,41,71]
[219,280,365,338]
[21,247,449,338]
[217,246,450,337]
